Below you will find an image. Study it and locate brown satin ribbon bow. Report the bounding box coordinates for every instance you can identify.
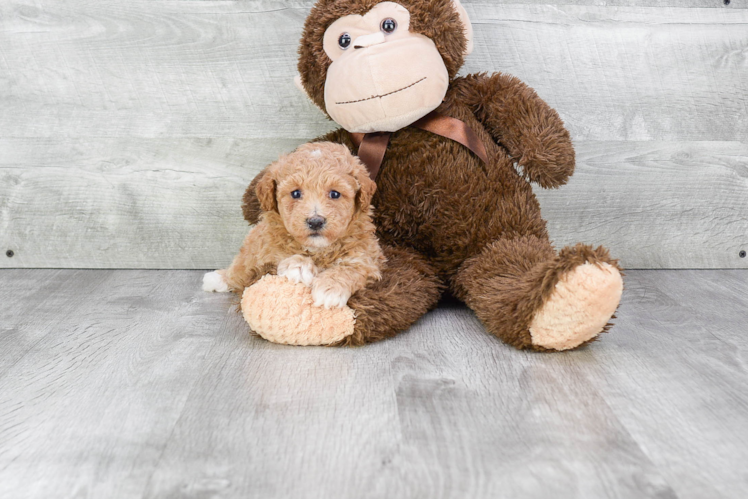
[350,111,489,181]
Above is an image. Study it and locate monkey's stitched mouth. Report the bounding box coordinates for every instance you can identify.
[335,77,427,105]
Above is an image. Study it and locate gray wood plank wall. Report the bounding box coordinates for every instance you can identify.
[1,0,746,269]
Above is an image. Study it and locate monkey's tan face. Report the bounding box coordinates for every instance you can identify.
[322,2,450,133]
[276,166,359,249]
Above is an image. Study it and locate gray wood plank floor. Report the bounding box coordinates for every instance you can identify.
[0,269,747,498]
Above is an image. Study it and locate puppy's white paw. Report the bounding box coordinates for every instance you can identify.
[282,265,315,286]
[203,271,229,293]
[278,255,317,287]
[312,279,351,309]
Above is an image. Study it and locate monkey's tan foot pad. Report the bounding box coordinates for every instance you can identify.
[529,262,623,351]
[242,274,355,346]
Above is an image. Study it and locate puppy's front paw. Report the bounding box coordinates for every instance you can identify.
[312,278,352,309]
[203,270,229,293]
[278,255,317,287]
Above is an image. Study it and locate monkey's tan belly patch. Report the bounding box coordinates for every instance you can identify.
[529,263,623,351]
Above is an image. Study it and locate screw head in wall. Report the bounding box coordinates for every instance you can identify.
[740,250,747,258]
[6,250,14,258]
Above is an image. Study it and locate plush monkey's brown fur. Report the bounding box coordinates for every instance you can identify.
[242,0,622,350]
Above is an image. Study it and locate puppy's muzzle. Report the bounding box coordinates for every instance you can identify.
[306,216,326,231]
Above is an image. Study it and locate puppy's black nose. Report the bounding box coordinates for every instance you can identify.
[306,216,326,231]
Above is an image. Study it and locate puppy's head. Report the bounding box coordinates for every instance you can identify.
[256,142,376,249]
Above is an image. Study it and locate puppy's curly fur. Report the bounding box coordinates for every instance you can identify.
[204,142,385,309]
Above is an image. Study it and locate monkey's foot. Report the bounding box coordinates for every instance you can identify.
[241,274,355,346]
[529,262,623,351]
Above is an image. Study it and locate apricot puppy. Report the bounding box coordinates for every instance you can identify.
[203,142,385,309]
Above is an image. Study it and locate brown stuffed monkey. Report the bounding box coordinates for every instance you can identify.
[236,0,623,350]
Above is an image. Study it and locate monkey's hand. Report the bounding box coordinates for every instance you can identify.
[458,72,575,189]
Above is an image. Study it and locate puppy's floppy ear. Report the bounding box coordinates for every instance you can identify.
[351,161,377,210]
[255,169,278,213]
[242,167,269,223]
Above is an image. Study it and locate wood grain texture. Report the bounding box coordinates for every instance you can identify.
[0,270,231,498]
[0,137,300,268]
[465,0,748,6]
[0,269,112,374]
[538,141,748,269]
[2,139,745,269]
[0,1,746,269]
[465,3,748,142]
[584,270,748,498]
[0,269,747,497]
[1,1,746,140]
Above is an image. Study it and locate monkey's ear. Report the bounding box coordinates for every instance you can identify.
[352,163,377,211]
[294,74,313,102]
[255,170,279,213]
[452,0,474,56]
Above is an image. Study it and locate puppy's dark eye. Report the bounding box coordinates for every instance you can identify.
[329,190,341,199]
[338,33,351,49]
[381,18,397,34]
[291,189,302,199]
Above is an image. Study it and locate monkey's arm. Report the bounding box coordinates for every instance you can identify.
[458,72,575,189]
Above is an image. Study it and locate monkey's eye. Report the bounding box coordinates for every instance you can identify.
[329,190,341,200]
[291,189,302,199]
[381,18,397,34]
[338,33,351,49]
